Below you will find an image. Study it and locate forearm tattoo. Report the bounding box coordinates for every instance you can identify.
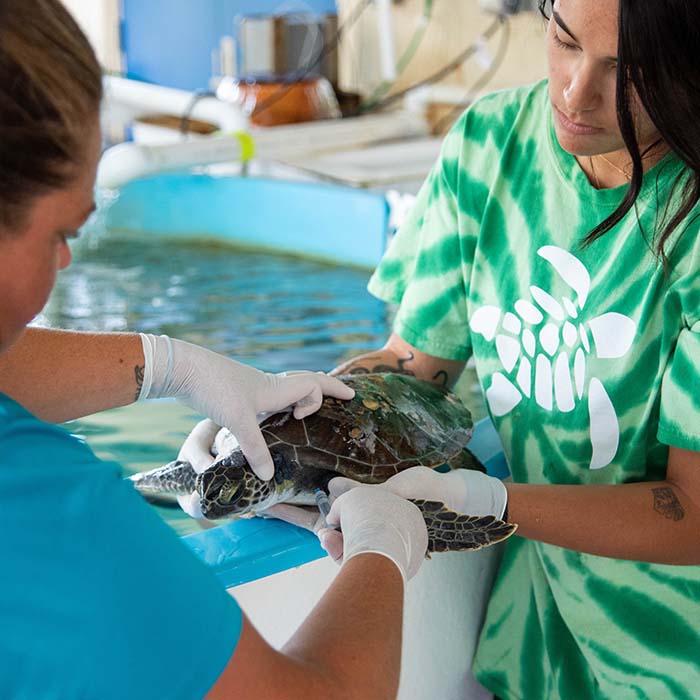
[432,370,449,387]
[651,486,685,522]
[134,364,144,401]
[346,351,416,376]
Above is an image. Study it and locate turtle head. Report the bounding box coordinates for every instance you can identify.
[196,452,272,519]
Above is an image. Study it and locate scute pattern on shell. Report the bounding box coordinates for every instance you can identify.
[259,373,474,483]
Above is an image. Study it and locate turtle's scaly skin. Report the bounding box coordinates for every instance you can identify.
[414,500,516,553]
[131,373,517,552]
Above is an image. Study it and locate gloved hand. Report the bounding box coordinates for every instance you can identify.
[317,484,428,584]
[138,334,355,480]
[260,463,508,543]
[174,418,221,518]
[177,417,221,474]
[329,466,508,520]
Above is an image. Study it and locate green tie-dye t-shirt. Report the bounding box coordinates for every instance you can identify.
[368,80,700,700]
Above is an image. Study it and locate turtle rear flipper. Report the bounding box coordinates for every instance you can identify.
[411,499,517,553]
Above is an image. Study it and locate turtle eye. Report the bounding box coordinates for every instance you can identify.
[219,481,243,506]
[197,465,246,515]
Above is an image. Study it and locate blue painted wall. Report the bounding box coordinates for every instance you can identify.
[121,0,337,91]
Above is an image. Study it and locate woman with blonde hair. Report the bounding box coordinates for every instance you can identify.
[0,2,429,697]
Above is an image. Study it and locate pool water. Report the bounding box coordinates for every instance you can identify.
[37,230,485,535]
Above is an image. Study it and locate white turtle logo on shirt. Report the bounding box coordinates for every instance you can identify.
[469,245,636,470]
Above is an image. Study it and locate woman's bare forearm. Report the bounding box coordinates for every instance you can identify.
[333,333,466,389]
[209,554,405,700]
[507,471,700,565]
[0,327,143,422]
[281,554,404,700]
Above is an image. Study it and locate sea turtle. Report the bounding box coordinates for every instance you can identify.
[130,373,516,552]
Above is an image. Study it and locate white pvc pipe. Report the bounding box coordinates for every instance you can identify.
[103,76,248,133]
[254,109,427,156]
[97,135,251,189]
[220,36,237,77]
[97,110,429,189]
[375,0,398,81]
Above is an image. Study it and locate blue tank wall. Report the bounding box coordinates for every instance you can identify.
[121,0,337,91]
[104,173,389,270]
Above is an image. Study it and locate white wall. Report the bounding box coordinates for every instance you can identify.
[233,544,505,700]
[337,0,547,98]
[60,0,122,71]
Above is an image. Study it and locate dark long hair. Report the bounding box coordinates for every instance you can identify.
[0,0,103,232]
[540,0,700,267]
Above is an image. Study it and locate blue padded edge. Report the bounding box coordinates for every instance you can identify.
[105,173,389,269]
[469,418,511,481]
[184,417,509,588]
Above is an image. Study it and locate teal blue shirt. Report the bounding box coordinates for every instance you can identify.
[0,393,242,699]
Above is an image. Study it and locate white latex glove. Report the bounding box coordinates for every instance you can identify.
[138,334,355,480]
[174,418,220,518]
[329,466,509,520]
[317,484,428,584]
[178,417,221,473]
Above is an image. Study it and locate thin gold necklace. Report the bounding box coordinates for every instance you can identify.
[597,153,632,181]
[589,156,601,189]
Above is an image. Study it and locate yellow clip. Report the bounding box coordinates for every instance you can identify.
[232,131,255,163]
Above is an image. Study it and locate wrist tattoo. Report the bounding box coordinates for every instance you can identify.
[652,486,684,522]
[134,364,145,401]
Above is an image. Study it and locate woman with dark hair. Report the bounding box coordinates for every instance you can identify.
[0,1,430,698]
[316,0,700,697]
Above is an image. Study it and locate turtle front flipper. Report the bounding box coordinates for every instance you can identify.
[128,460,198,506]
[446,448,486,473]
[411,499,517,553]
